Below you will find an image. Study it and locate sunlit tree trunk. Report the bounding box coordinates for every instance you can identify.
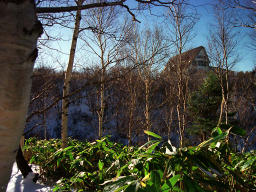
[224,54,229,125]
[218,91,225,126]
[97,32,106,138]
[98,54,105,138]
[82,6,128,138]
[177,47,184,147]
[168,0,196,147]
[131,24,167,144]
[182,77,188,136]
[0,1,42,190]
[209,0,238,127]
[61,0,83,148]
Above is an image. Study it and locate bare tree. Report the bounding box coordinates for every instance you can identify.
[208,0,239,126]
[0,0,178,189]
[129,25,168,142]
[81,5,132,138]
[232,0,256,29]
[167,0,197,147]
[161,73,176,140]
[61,0,85,148]
[36,0,176,145]
[126,71,139,146]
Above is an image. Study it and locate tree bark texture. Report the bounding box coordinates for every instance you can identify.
[145,79,151,142]
[0,1,42,190]
[167,107,174,140]
[98,72,105,138]
[97,14,107,138]
[98,38,105,138]
[16,145,33,179]
[224,60,229,125]
[128,83,136,146]
[218,82,225,126]
[61,0,83,148]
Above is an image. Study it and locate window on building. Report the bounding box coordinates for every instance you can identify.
[197,61,206,66]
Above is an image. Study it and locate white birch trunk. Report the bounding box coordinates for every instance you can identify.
[0,1,42,190]
[61,0,83,148]
[218,83,225,126]
[98,69,105,138]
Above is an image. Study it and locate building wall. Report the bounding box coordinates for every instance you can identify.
[194,49,210,67]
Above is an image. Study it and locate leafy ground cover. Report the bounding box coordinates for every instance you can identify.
[23,129,256,192]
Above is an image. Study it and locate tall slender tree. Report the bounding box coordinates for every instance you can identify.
[129,25,168,142]
[208,0,239,126]
[61,0,85,148]
[167,0,197,147]
[81,6,132,138]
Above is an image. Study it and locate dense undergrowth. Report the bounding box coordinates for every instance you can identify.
[23,129,256,192]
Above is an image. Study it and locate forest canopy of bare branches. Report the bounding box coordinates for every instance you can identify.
[0,0,255,191]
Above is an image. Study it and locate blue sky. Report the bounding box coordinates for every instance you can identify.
[189,0,255,71]
[36,0,255,72]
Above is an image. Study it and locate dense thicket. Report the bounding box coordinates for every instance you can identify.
[25,66,256,151]
[23,131,256,191]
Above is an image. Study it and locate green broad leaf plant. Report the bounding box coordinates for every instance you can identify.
[23,128,255,192]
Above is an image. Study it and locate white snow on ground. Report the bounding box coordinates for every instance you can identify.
[6,163,52,192]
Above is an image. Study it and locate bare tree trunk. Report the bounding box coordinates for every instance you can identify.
[182,77,188,139]
[16,145,34,180]
[218,84,225,126]
[128,98,135,146]
[225,98,228,124]
[165,65,175,141]
[97,27,106,138]
[0,1,42,190]
[224,60,229,125]
[145,79,151,142]
[177,103,183,147]
[128,82,136,146]
[43,95,47,139]
[209,0,238,127]
[98,64,105,138]
[168,0,197,148]
[167,107,174,140]
[177,53,184,148]
[16,137,38,182]
[61,0,83,148]
[218,97,225,126]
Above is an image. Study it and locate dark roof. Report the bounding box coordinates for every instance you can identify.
[168,46,206,64]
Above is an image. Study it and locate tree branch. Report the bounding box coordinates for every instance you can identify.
[36,1,125,13]
[36,0,176,23]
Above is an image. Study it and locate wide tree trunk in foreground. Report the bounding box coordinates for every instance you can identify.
[0,1,42,191]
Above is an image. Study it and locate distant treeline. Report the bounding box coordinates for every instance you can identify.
[25,66,256,151]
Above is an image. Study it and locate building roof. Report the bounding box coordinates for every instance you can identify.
[167,46,207,65]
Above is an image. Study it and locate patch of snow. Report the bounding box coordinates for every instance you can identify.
[6,163,53,192]
[165,140,177,155]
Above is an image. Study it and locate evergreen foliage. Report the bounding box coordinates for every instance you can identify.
[188,72,222,138]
